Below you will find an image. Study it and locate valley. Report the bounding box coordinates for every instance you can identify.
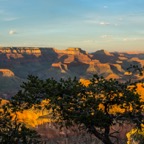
[0,47,144,98]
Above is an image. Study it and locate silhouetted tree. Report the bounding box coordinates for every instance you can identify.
[11,71,144,144]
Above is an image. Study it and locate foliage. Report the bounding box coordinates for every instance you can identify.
[11,73,144,144]
[127,65,144,76]
[131,132,144,144]
[127,129,144,144]
[0,99,41,144]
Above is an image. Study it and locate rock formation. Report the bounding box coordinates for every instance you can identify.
[0,69,14,77]
[0,47,144,98]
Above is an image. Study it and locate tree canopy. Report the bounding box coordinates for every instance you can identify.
[10,72,144,144]
[0,99,41,143]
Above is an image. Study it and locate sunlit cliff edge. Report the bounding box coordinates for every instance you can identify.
[0,47,144,98]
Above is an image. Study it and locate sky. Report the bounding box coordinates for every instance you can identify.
[0,0,144,52]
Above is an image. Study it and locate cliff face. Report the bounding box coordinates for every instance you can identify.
[0,47,144,98]
[0,47,41,53]
[0,69,14,77]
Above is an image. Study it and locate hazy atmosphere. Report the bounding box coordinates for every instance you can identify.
[0,0,144,52]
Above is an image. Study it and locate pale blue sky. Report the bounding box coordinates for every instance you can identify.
[0,0,144,52]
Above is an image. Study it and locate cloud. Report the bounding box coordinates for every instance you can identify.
[85,20,111,25]
[99,22,110,26]
[100,22,119,27]
[85,20,119,27]
[9,30,17,35]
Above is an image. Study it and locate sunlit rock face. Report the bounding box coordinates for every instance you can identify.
[0,47,41,53]
[0,69,14,77]
[0,47,144,98]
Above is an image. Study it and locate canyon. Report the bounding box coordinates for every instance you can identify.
[0,47,144,98]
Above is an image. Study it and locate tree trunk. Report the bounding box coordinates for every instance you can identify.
[89,126,113,144]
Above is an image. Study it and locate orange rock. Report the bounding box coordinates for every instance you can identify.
[0,69,14,77]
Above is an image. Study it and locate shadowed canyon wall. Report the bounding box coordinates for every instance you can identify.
[0,47,144,98]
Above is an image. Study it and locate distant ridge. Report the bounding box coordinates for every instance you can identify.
[0,47,144,98]
[92,49,113,56]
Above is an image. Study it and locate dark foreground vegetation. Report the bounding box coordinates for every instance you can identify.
[0,65,144,144]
